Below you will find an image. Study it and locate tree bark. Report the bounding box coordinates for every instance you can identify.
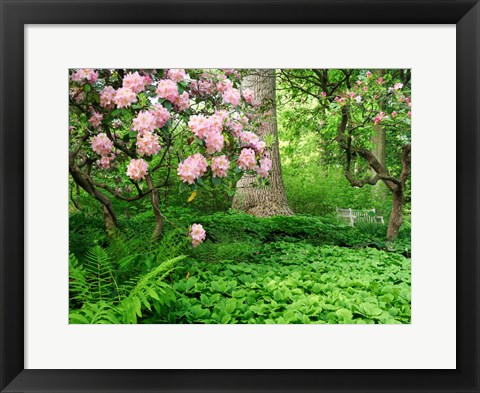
[146,175,163,240]
[387,189,404,240]
[232,69,292,217]
[69,154,119,230]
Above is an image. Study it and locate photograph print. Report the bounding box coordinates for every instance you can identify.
[69,68,411,324]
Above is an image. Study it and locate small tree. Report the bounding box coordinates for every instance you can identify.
[280,69,411,240]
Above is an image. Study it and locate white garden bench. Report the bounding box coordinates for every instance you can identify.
[336,208,385,226]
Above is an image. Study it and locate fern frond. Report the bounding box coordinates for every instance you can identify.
[69,300,121,324]
[120,255,186,324]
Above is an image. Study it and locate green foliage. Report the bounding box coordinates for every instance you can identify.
[69,214,187,324]
[173,243,410,324]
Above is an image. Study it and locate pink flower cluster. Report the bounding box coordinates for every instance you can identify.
[374,112,386,125]
[242,89,255,105]
[211,155,230,178]
[177,153,208,184]
[71,69,98,83]
[91,133,113,156]
[205,130,224,154]
[136,132,161,156]
[89,111,103,128]
[167,69,186,82]
[114,87,137,108]
[175,91,190,112]
[190,80,215,96]
[132,110,156,134]
[150,103,170,128]
[126,158,149,181]
[190,223,206,247]
[122,71,146,93]
[237,148,257,170]
[99,154,116,169]
[188,115,215,139]
[256,156,272,178]
[156,79,179,103]
[221,87,241,107]
[100,86,116,109]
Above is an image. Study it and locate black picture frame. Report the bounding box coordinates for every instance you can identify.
[1,1,479,392]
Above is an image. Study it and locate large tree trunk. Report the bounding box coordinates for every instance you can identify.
[232,69,292,217]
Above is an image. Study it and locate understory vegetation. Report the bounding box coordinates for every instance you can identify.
[70,207,411,324]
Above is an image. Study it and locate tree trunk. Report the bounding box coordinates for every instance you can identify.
[232,69,292,217]
[387,188,404,240]
[103,205,116,235]
[146,175,163,240]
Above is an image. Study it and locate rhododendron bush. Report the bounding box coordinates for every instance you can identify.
[69,68,271,243]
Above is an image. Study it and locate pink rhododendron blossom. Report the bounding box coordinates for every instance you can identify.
[99,154,115,169]
[405,97,411,107]
[136,131,161,156]
[114,87,137,108]
[211,155,230,178]
[392,111,397,118]
[216,80,233,94]
[408,111,411,117]
[174,91,190,112]
[227,120,243,136]
[126,158,149,181]
[321,92,327,97]
[150,104,170,128]
[209,111,227,133]
[256,156,272,178]
[366,71,373,78]
[122,71,146,93]
[156,79,179,103]
[132,110,156,134]
[100,86,116,109]
[252,140,266,154]
[188,115,211,139]
[374,112,386,125]
[91,133,114,156]
[377,77,384,84]
[356,80,362,86]
[242,89,255,104]
[355,96,362,103]
[89,112,103,128]
[190,80,215,96]
[237,148,257,170]
[349,92,356,99]
[205,130,224,154]
[240,131,260,147]
[222,88,241,107]
[363,86,368,92]
[71,69,98,83]
[167,69,186,82]
[177,153,208,184]
[394,82,403,90]
[189,223,206,247]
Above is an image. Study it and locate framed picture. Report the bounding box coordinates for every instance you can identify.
[1,1,478,392]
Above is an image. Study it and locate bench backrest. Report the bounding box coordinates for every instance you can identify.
[336,208,383,225]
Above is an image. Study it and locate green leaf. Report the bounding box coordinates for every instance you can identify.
[335,308,353,320]
[221,314,231,324]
